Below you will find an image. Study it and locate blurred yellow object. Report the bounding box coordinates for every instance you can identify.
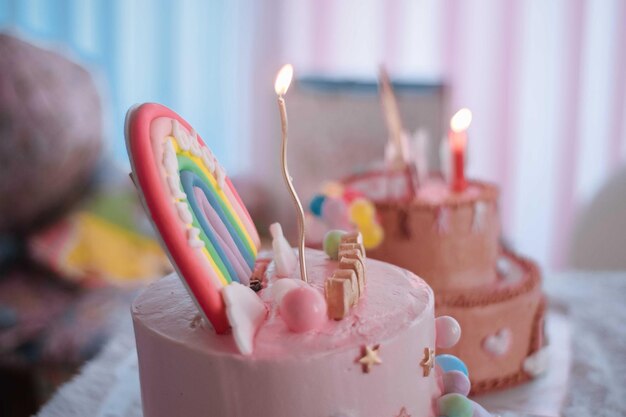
[348,198,376,225]
[360,223,384,249]
[64,213,168,283]
[31,210,170,286]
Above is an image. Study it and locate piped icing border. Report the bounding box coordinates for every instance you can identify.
[435,252,541,308]
[342,171,500,210]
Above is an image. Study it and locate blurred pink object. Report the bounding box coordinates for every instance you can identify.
[0,33,103,233]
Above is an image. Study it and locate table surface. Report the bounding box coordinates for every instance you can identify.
[36,271,626,417]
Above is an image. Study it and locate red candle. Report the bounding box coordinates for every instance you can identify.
[449,108,472,193]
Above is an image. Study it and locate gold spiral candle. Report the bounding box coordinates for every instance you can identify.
[274,64,308,283]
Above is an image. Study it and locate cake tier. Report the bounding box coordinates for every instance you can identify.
[344,172,500,291]
[132,249,440,417]
[436,252,545,394]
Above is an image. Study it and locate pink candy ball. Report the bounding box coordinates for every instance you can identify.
[321,197,351,229]
[279,287,327,333]
[436,316,461,349]
[442,370,471,396]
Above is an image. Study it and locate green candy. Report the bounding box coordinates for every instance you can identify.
[323,230,347,260]
[437,393,473,417]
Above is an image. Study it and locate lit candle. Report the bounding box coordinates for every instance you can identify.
[449,108,472,192]
[274,64,308,283]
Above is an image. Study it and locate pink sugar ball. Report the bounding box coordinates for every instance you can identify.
[442,370,471,396]
[279,287,327,333]
[321,197,350,229]
[436,316,461,349]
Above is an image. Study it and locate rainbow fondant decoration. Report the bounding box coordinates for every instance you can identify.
[125,103,260,333]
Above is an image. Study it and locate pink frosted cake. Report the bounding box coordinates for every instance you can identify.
[126,103,491,417]
[133,250,443,417]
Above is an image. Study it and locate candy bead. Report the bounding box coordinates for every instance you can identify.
[321,197,351,229]
[436,354,469,377]
[348,198,376,225]
[437,393,473,417]
[309,194,326,217]
[360,223,384,249]
[279,286,327,333]
[323,230,347,260]
[436,316,461,349]
[442,370,470,396]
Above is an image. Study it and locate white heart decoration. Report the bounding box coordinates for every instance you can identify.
[222,282,267,355]
[523,346,549,377]
[482,328,512,357]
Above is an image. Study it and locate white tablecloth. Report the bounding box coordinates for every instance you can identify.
[37,272,626,417]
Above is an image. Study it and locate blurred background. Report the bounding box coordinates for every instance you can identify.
[0,0,624,415]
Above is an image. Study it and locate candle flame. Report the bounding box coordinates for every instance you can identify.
[274,64,294,96]
[450,108,472,133]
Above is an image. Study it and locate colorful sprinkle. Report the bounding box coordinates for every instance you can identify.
[358,344,382,373]
[420,347,435,376]
[309,194,326,217]
[348,198,376,224]
[435,316,461,349]
[437,393,473,417]
[442,370,470,396]
[323,230,347,260]
[360,223,384,249]
[321,197,351,229]
[436,354,469,377]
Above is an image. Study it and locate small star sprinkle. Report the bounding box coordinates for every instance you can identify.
[358,344,382,373]
[396,407,411,417]
[420,347,435,376]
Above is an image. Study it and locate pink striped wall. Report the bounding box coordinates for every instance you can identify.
[310,0,333,73]
[551,0,586,268]
[493,0,522,235]
[279,0,625,269]
[609,0,626,169]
